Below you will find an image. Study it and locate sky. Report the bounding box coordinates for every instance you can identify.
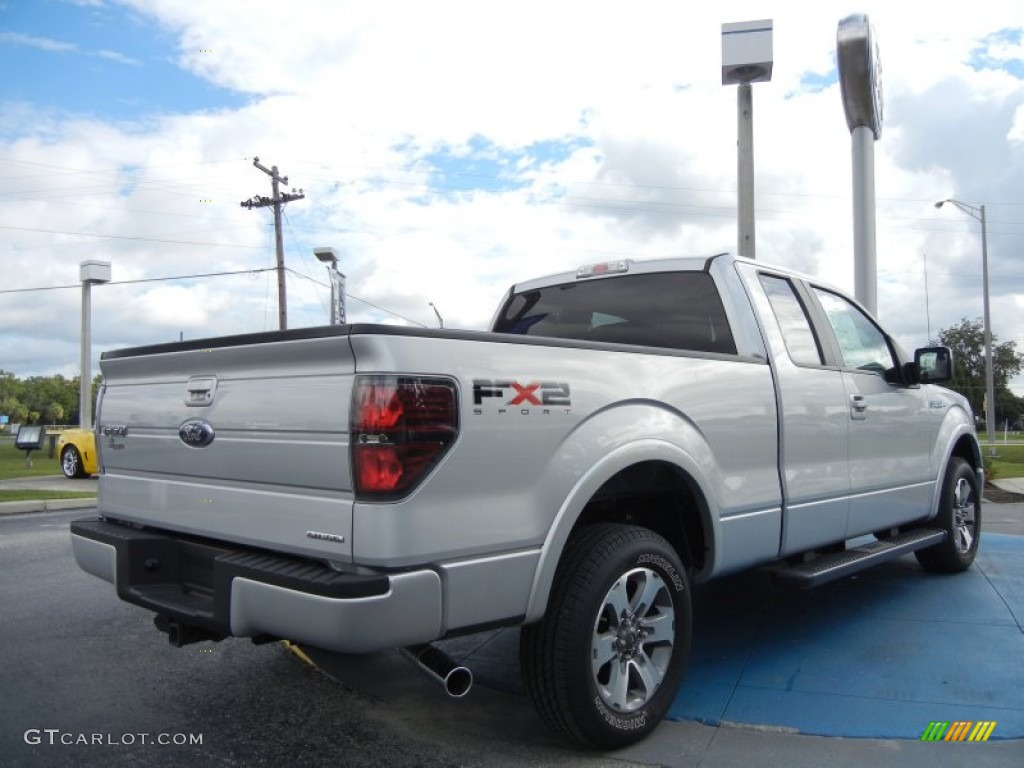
[1,0,1023,400]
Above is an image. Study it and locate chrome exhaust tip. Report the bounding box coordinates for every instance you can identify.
[401,644,473,698]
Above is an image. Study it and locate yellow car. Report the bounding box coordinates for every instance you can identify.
[57,429,98,479]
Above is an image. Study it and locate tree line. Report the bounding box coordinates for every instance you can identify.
[0,370,102,428]
[935,318,1024,430]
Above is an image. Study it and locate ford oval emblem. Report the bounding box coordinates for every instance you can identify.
[179,419,215,448]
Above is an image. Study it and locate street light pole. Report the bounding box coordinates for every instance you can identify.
[935,198,997,457]
[429,302,444,329]
[313,247,346,325]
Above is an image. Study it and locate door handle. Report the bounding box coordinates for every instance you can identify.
[850,394,867,420]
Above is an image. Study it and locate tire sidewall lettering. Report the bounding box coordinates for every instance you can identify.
[585,545,687,735]
[593,695,649,732]
[635,552,686,592]
[522,525,693,749]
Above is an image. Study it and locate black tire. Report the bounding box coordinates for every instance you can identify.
[520,524,691,750]
[61,446,87,479]
[915,457,981,573]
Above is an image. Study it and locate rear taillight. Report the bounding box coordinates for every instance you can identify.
[351,376,458,499]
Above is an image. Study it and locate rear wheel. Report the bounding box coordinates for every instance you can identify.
[61,445,87,479]
[520,524,691,749]
[915,457,981,573]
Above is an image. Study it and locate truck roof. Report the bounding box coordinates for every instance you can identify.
[507,252,818,295]
[508,254,723,294]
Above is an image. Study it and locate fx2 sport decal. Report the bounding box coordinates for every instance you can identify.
[472,379,572,415]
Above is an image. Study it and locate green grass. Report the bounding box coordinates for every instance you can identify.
[0,490,95,502]
[982,443,1024,482]
[0,438,64,480]
[978,431,1023,443]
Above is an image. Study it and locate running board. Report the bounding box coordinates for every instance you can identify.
[772,528,946,589]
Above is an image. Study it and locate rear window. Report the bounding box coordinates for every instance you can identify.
[493,272,736,355]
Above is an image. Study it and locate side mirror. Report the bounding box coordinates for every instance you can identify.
[915,346,953,384]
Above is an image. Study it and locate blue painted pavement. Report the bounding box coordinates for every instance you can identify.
[669,533,1024,739]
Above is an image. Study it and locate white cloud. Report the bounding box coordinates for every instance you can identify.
[1,0,1024,398]
[0,30,77,52]
[95,48,141,66]
[0,28,141,66]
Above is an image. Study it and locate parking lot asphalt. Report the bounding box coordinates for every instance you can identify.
[8,476,1024,765]
[305,497,1024,765]
[422,533,1024,739]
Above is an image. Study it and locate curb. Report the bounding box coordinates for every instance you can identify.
[0,497,97,516]
[993,478,1024,495]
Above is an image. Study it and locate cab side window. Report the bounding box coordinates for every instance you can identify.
[812,288,895,374]
[759,274,823,366]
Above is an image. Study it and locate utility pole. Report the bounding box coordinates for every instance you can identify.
[240,157,304,330]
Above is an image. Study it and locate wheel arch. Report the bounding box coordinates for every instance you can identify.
[523,442,717,623]
[929,427,984,519]
[950,432,983,474]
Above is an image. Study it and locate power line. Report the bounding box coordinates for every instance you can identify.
[2,263,430,329]
[0,192,255,226]
[289,157,1024,210]
[0,155,244,174]
[282,209,330,320]
[0,155,246,202]
[0,268,276,295]
[0,224,265,249]
[8,152,1024,219]
[283,268,427,327]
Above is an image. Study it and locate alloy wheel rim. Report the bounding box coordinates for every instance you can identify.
[590,567,675,713]
[951,477,977,553]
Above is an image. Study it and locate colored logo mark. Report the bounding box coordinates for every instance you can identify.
[921,721,997,742]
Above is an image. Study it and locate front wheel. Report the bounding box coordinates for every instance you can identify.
[520,524,691,749]
[61,446,87,479]
[915,457,981,573]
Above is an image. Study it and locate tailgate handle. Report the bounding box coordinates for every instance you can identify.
[185,376,217,407]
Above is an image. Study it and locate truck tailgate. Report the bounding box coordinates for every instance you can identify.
[96,329,356,562]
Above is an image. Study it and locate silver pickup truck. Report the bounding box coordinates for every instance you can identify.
[71,253,982,748]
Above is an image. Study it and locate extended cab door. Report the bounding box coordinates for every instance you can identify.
[807,287,935,536]
[745,270,851,555]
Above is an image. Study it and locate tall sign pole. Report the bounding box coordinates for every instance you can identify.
[837,15,883,316]
[722,20,774,259]
[737,81,755,257]
[241,158,305,330]
[79,261,111,429]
